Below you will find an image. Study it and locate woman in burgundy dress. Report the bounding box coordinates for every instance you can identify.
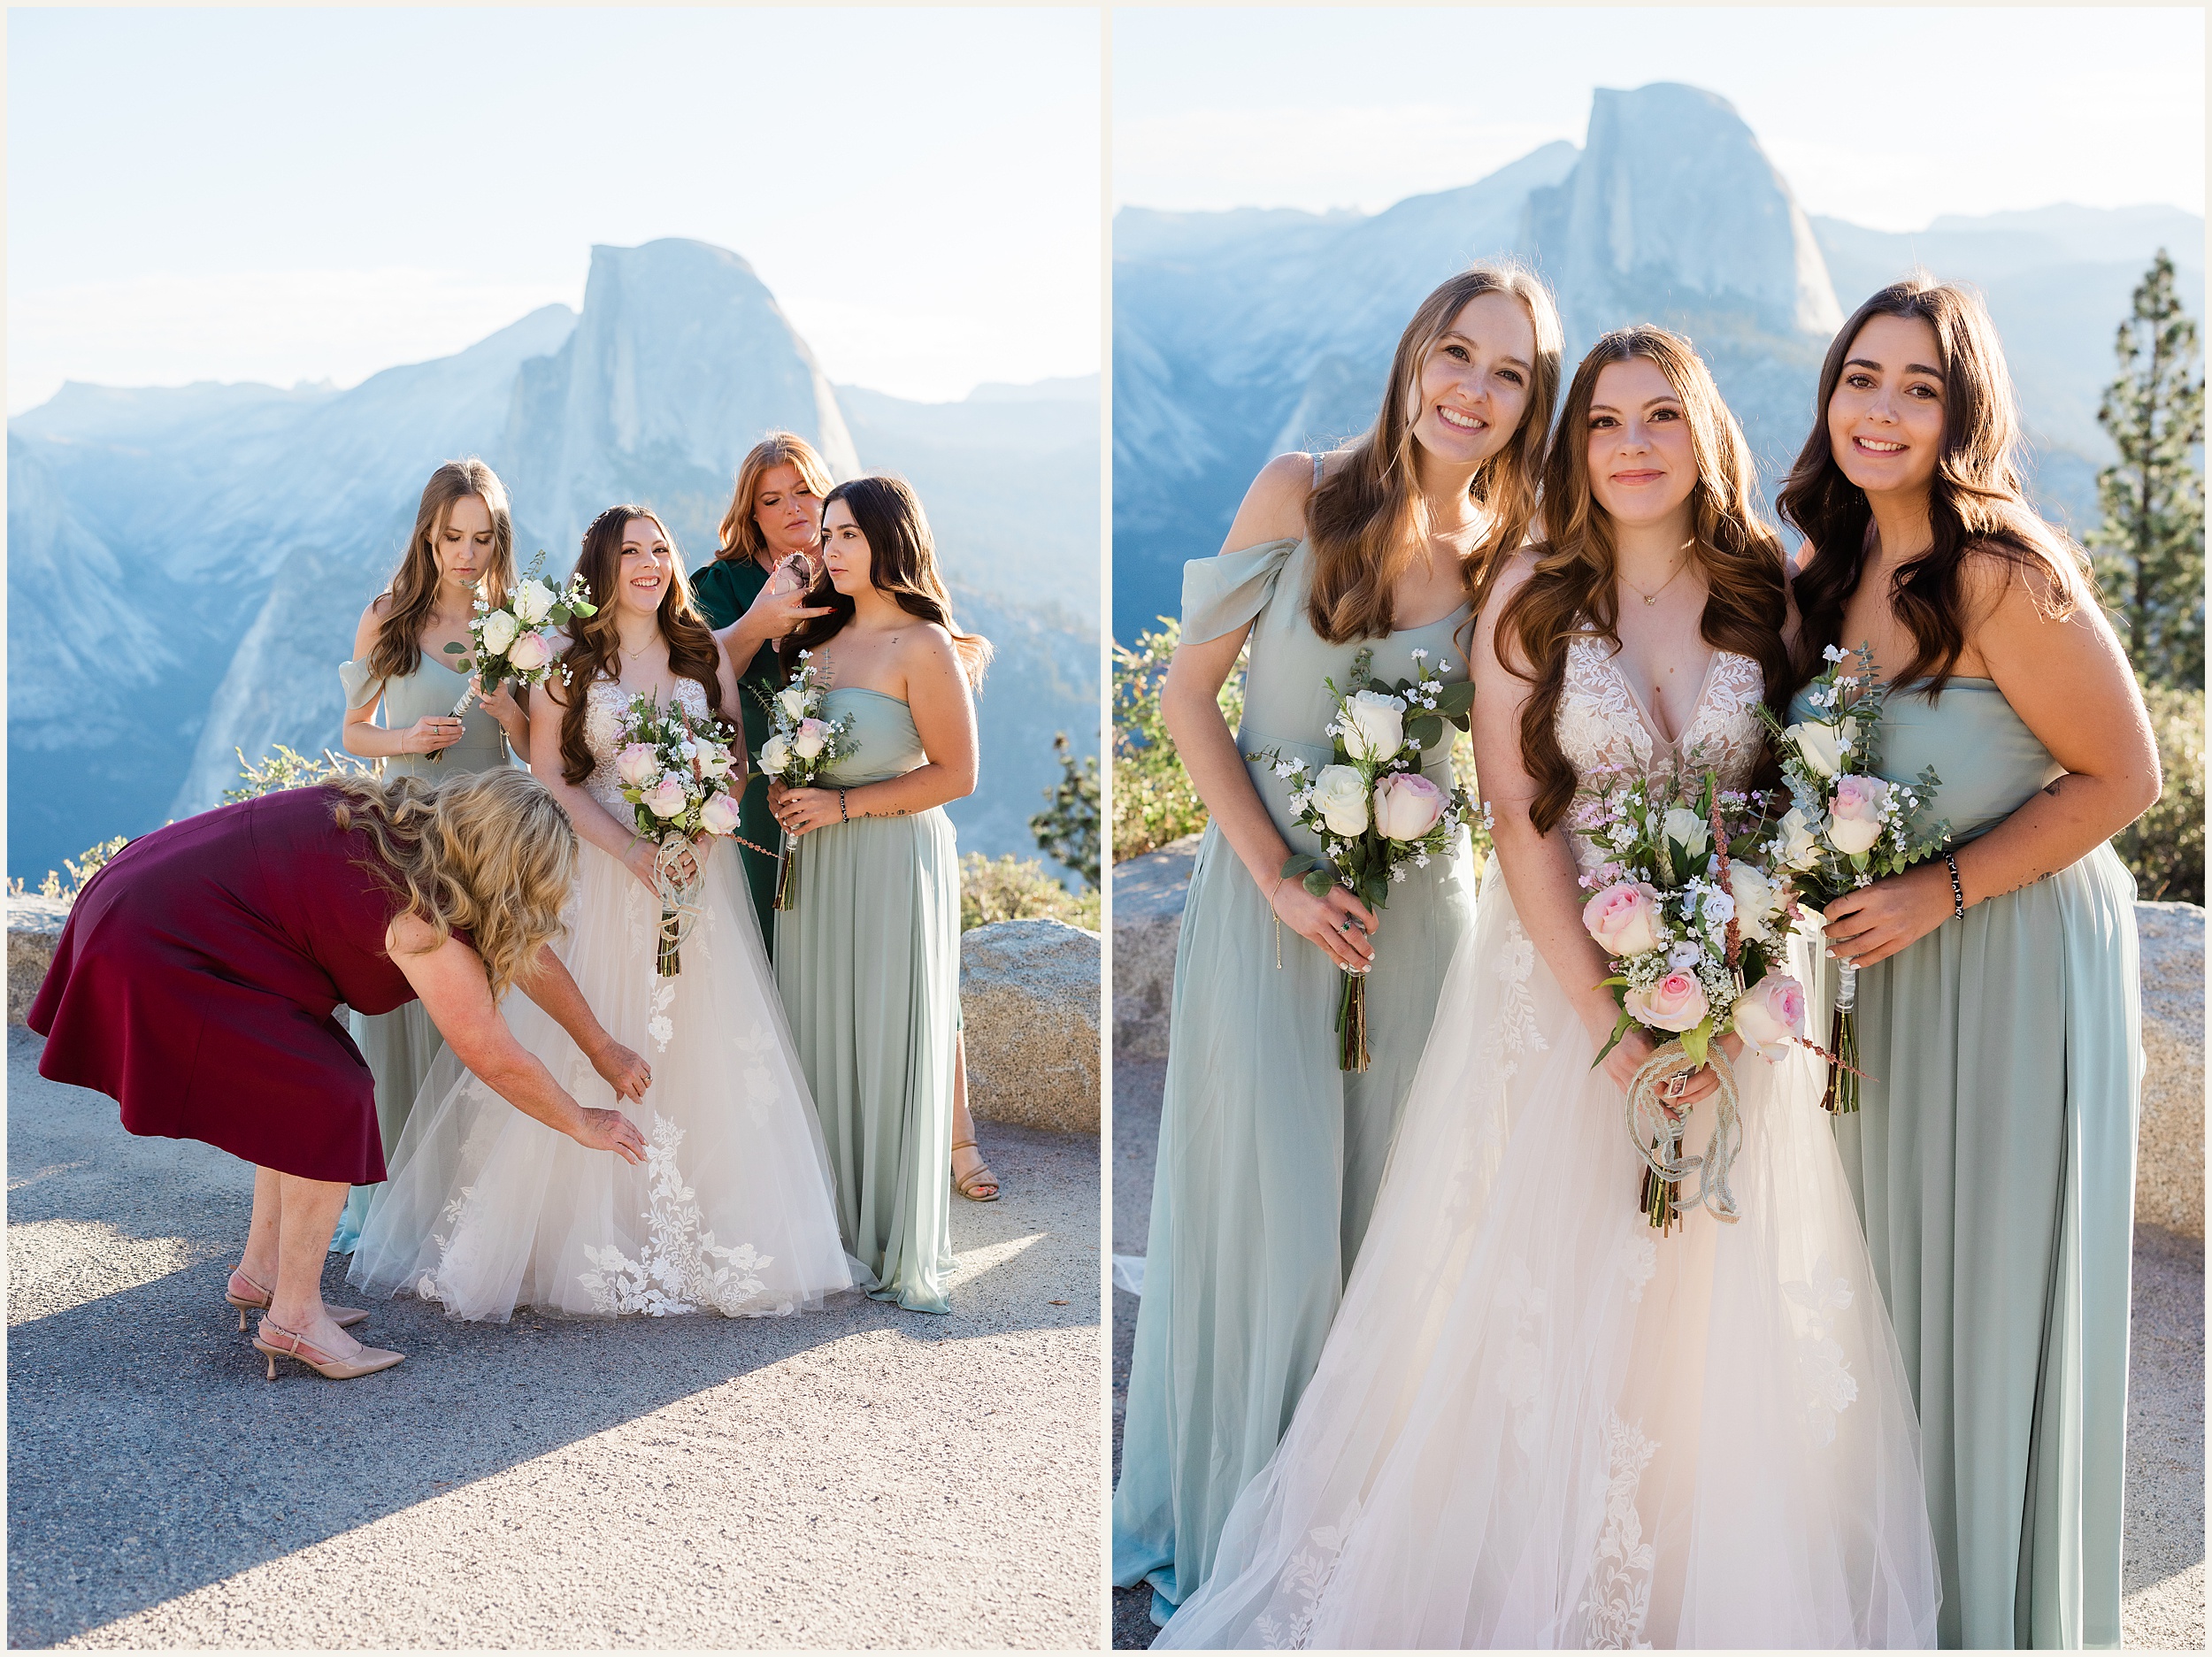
[28,768,653,1380]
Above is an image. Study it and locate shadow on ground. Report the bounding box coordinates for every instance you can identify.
[8,1026,1102,1649]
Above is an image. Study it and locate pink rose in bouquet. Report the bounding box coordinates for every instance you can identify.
[1824,772,1890,855]
[1371,771,1447,841]
[1732,972,1809,1062]
[1583,880,1664,958]
[1624,971,1709,1033]
[614,743,662,788]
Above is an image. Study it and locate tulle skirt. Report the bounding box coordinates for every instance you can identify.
[349,835,856,1321]
[1157,856,1940,1649]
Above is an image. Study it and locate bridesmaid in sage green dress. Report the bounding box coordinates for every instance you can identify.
[689,432,836,947]
[1780,278,2159,1650]
[1114,264,1564,1627]
[328,460,532,1254]
[768,475,992,1314]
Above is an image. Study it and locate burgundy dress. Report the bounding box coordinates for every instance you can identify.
[27,786,433,1184]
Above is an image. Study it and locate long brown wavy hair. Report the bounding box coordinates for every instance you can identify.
[786,475,994,688]
[1303,262,1563,645]
[366,459,516,681]
[1496,326,1791,832]
[715,431,834,564]
[1780,274,2087,696]
[550,505,725,786]
[327,767,575,1001]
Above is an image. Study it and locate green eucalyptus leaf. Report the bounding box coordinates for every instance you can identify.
[1303,870,1333,897]
[1279,852,1325,878]
[1408,715,1446,751]
[443,641,466,654]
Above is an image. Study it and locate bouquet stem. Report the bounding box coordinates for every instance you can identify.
[1822,962,1861,1114]
[773,830,800,912]
[1336,971,1370,1073]
[657,905,682,977]
[1640,1158,1682,1237]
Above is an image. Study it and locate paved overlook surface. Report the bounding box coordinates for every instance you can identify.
[6,1025,1104,1650]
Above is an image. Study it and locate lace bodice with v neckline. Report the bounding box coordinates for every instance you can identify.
[580,675,712,817]
[1555,632,1765,871]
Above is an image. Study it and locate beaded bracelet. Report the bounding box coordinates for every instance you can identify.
[1944,852,1965,920]
[839,788,849,823]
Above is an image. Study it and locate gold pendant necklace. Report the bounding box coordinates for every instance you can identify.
[1623,557,1687,608]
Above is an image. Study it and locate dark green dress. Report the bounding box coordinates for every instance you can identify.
[691,556,784,945]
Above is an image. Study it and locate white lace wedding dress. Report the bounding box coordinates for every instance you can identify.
[1157,639,1940,1650]
[349,677,856,1321]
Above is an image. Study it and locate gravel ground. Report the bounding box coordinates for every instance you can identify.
[1109,1052,2204,1651]
[7,1024,1104,1650]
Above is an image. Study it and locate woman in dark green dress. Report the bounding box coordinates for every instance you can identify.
[693,433,837,940]
[1781,277,2160,1650]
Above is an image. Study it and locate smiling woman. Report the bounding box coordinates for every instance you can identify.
[1112,263,1563,1625]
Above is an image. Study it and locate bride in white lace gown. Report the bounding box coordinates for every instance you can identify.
[1158,333,1939,1649]
[352,505,855,1321]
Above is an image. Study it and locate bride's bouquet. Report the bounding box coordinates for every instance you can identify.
[443,553,597,739]
[1756,642,1949,1113]
[1576,770,1807,1231]
[612,694,743,977]
[749,651,858,912]
[1250,646,1475,1071]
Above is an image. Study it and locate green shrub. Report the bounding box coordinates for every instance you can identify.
[1030,732,1101,889]
[960,852,1101,932]
[2114,683,2205,904]
[7,836,130,903]
[223,744,372,804]
[1112,619,1242,862]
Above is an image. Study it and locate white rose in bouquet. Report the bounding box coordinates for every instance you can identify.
[1661,806,1709,856]
[1310,764,1370,838]
[1340,690,1405,762]
[644,776,688,819]
[478,609,521,656]
[615,743,662,788]
[695,740,735,779]
[1786,721,1844,779]
[1725,860,1782,944]
[775,684,810,720]
[793,717,832,761]
[1775,805,1823,871]
[511,579,557,625]
[699,792,742,837]
[759,733,793,775]
[507,631,553,672]
[1371,771,1447,841]
[1732,972,1809,1062]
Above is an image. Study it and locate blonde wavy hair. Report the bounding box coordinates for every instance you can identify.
[326,768,577,1001]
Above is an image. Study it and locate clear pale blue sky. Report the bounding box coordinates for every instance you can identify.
[1114,6,2206,226]
[8,6,1102,412]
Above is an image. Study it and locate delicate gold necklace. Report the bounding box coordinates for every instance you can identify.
[1622,557,1688,608]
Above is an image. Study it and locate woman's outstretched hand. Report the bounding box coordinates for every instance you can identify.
[1268,876,1379,973]
[572,1107,648,1164]
[591,1039,652,1103]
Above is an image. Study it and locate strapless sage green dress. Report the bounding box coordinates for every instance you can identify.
[1112,534,1480,1622]
[1792,677,2140,1651]
[329,652,518,1253]
[774,687,961,1315]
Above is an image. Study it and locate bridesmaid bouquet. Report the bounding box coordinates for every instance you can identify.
[1249,646,1475,1071]
[612,694,744,977]
[750,651,858,912]
[1574,770,1807,1231]
[444,552,597,730]
[1756,641,1949,1113]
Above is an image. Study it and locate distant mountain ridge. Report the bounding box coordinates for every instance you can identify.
[7,238,1098,882]
[1112,81,2204,642]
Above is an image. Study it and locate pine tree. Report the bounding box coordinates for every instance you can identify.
[2089,249,2205,687]
[1030,732,1100,889]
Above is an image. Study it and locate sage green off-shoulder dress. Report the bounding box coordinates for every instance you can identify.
[330,652,518,1253]
[774,687,962,1315]
[1794,677,2141,1651]
[1112,534,1480,1622]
